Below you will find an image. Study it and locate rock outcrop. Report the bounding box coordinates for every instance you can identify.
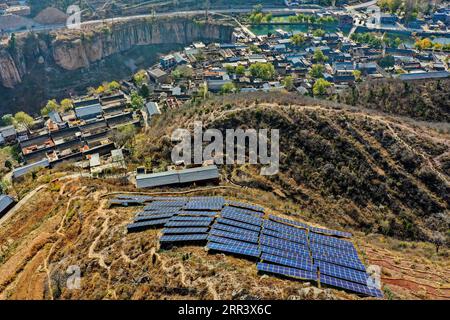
[0,17,234,113]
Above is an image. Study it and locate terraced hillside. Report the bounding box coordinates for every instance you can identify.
[0,93,448,299]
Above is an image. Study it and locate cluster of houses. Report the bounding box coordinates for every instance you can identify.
[140,25,448,99]
[1,93,140,179]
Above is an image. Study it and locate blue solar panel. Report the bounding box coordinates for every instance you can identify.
[257,262,317,281]
[316,260,369,285]
[165,220,212,227]
[261,229,308,245]
[310,227,352,238]
[216,218,261,232]
[212,223,260,237]
[134,213,175,222]
[268,215,310,229]
[259,237,310,255]
[320,274,382,298]
[142,207,181,214]
[144,203,185,210]
[148,196,188,201]
[163,227,209,234]
[263,220,306,236]
[312,252,366,272]
[207,235,259,250]
[177,210,218,216]
[260,234,309,250]
[310,243,359,259]
[160,234,208,243]
[310,233,355,250]
[209,228,259,244]
[222,205,264,217]
[225,200,265,214]
[221,212,262,226]
[169,216,215,223]
[259,245,311,260]
[261,253,315,272]
[207,242,261,258]
[185,199,225,210]
[127,219,169,232]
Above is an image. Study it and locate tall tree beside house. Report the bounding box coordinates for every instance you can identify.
[313,49,328,63]
[291,33,306,46]
[60,98,74,112]
[313,78,332,96]
[282,75,295,91]
[130,91,145,110]
[14,112,34,131]
[249,62,276,81]
[41,99,60,116]
[1,114,14,126]
[309,64,325,79]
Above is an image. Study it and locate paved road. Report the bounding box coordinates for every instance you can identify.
[345,0,378,11]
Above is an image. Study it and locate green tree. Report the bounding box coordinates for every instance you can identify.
[291,33,306,46]
[378,55,395,68]
[14,112,34,131]
[41,99,60,116]
[352,70,362,82]
[139,84,150,98]
[133,70,148,87]
[60,98,74,112]
[1,114,14,126]
[313,78,332,96]
[249,62,276,80]
[235,65,246,76]
[220,82,237,94]
[282,75,295,91]
[313,49,328,63]
[130,91,145,110]
[108,81,121,92]
[308,64,325,79]
[312,29,326,37]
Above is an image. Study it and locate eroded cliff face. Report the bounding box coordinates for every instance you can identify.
[0,17,233,113]
[0,50,22,88]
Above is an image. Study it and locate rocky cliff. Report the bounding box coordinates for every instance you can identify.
[0,17,234,113]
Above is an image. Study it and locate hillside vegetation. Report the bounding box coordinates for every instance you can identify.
[136,92,449,243]
[337,79,450,122]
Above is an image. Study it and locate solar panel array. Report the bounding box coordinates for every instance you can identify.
[111,195,382,298]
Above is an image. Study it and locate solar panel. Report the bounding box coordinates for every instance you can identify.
[310,227,352,238]
[144,202,185,210]
[310,233,355,250]
[310,243,359,259]
[148,196,189,201]
[320,274,382,298]
[177,210,218,217]
[207,242,261,258]
[185,199,225,211]
[316,260,369,285]
[212,223,260,237]
[142,207,181,214]
[160,234,208,243]
[263,220,306,236]
[312,252,366,272]
[221,212,262,226]
[257,262,317,281]
[209,228,259,244]
[165,220,212,227]
[207,235,259,250]
[259,237,310,256]
[222,205,264,217]
[163,227,209,234]
[216,217,261,232]
[260,253,315,272]
[260,234,309,250]
[259,245,311,260]
[127,219,169,232]
[169,216,215,223]
[261,229,308,245]
[225,200,265,214]
[134,213,175,222]
[268,215,310,230]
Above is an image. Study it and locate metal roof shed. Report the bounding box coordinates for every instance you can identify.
[75,104,103,120]
[178,165,220,184]
[12,158,50,179]
[136,171,180,188]
[0,195,15,217]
